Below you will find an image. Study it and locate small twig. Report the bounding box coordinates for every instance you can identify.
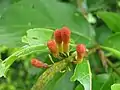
[105,57,120,76]
[76,0,88,19]
[98,49,108,72]
[87,45,100,56]
[104,52,113,57]
[98,49,120,76]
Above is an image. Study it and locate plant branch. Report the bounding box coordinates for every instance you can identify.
[98,49,120,76]
[31,46,102,90]
[105,57,120,76]
[31,59,68,90]
[31,52,76,90]
[76,0,88,19]
[87,45,100,55]
[98,49,108,72]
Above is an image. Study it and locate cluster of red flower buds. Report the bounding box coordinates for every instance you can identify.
[31,27,86,68]
[47,26,71,57]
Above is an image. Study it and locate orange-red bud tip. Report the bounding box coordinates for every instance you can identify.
[76,44,86,53]
[47,40,57,54]
[31,58,48,68]
[76,44,86,60]
[61,27,71,44]
[54,29,62,44]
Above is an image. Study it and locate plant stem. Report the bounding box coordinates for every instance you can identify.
[105,58,120,76]
[31,46,101,90]
[31,59,68,90]
[98,49,120,76]
[31,53,76,90]
[98,49,108,72]
[76,0,88,18]
[87,45,100,55]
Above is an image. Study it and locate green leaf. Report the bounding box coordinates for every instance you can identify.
[104,33,120,51]
[100,74,114,90]
[0,45,46,77]
[0,0,95,47]
[22,28,53,45]
[87,0,106,12]
[93,74,114,90]
[101,46,120,59]
[111,84,120,90]
[45,71,74,90]
[97,11,120,32]
[71,60,92,90]
[0,0,11,16]
[75,84,84,90]
[112,72,120,83]
[95,25,112,44]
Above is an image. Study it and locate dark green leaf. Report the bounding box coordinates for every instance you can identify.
[0,0,95,47]
[101,32,120,58]
[95,25,112,44]
[97,11,120,32]
[0,0,11,16]
[104,33,120,51]
[45,71,74,90]
[93,74,114,90]
[87,0,106,11]
[75,84,84,90]
[100,74,114,90]
[71,60,92,90]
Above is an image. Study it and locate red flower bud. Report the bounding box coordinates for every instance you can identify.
[76,44,86,53]
[31,58,48,68]
[76,44,86,60]
[54,29,62,44]
[61,27,71,44]
[47,40,58,56]
[54,29,63,52]
[61,27,71,52]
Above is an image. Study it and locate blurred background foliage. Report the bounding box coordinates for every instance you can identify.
[0,0,120,90]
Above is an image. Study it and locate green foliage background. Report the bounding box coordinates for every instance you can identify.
[0,0,120,90]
